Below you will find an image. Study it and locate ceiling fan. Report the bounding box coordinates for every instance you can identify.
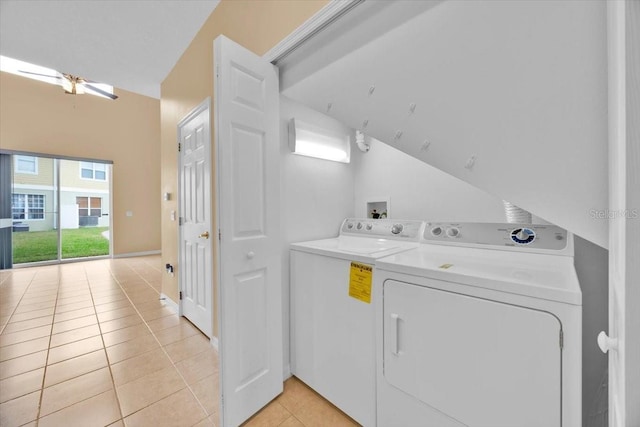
[17,70,119,100]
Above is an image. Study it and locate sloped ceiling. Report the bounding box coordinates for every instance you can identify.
[0,0,220,98]
[281,0,609,248]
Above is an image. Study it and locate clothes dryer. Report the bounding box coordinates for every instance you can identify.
[374,222,582,427]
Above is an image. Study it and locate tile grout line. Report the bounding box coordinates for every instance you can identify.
[0,270,37,335]
[34,265,64,427]
[85,263,126,426]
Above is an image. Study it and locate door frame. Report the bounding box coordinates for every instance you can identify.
[606,1,640,426]
[176,97,213,323]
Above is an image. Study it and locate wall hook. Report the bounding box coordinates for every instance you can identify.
[421,140,431,152]
[326,102,333,113]
[409,103,416,114]
[362,119,369,129]
[394,130,403,140]
[368,85,376,96]
[465,156,477,170]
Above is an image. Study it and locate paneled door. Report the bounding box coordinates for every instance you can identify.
[214,35,282,427]
[178,99,213,338]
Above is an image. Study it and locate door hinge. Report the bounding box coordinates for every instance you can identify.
[559,329,564,349]
[179,291,183,300]
[216,64,220,78]
[178,142,181,152]
[218,230,221,241]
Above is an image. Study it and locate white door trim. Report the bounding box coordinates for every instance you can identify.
[606,1,640,426]
[177,97,212,322]
[262,0,363,63]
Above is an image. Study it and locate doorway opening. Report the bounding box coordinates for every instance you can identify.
[0,152,113,269]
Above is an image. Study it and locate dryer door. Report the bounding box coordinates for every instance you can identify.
[383,279,562,427]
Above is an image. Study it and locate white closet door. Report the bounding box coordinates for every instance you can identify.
[214,35,282,427]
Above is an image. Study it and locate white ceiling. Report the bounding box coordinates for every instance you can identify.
[0,0,220,99]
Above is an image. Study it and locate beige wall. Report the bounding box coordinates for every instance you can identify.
[0,72,161,255]
[160,0,328,304]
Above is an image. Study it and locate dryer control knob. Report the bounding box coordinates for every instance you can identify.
[431,226,443,236]
[346,222,354,230]
[366,223,373,231]
[511,228,535,244]
[516,229,531,241]
[391,224,404,235]
[357,222,363,230]
[446,227,460,238]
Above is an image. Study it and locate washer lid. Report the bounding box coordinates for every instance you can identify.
[376,244,581,305]
[291,236,420,261]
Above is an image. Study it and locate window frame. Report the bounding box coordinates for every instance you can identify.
[79,162,108,182]
[11,193,45,221]
[76,196,102,218]
[14,155,38,175]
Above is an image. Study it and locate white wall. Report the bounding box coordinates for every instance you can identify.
[280,95,356,376]
[353,137,506,221]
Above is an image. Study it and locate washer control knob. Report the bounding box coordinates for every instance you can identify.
[366,223,373,231]
[357,222,363,230]
[511,228,536,244]
[346,222,354,230]
[446,227,460,238]
[391,224,404,235]
[431,226,443,236]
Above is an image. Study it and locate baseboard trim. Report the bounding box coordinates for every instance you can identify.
[159,293,179,313]
[113,250,161,258]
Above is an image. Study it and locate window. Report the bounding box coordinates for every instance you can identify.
[80,162,107,181]
[77,197,101,217]
[14,155,38,174]
[12,194,45,220]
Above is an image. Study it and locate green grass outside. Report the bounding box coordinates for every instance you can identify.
[12,227,110,264]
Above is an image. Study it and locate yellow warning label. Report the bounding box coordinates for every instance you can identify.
[349,262,373,304]
[439,263,454,269]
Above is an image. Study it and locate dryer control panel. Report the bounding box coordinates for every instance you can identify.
[341,218,424,240]
[423,222,570,253]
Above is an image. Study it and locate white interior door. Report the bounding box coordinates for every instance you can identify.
[178,99,213,338]
[214,35,282,427]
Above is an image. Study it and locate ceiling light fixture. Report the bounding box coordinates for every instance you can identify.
[0,55,118,100]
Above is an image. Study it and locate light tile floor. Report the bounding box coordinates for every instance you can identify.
[0,256,356,427]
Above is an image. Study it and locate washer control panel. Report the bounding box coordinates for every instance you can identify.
[423,222,569,252]
[341,218,423,240]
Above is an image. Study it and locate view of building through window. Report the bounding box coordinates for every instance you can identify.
[10,154,111,264]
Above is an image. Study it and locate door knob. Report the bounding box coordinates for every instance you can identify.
[199,231,210,239]
[247,251,255,259]
[597,331,618,354]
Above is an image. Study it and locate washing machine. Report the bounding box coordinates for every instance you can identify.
[374,222,582,427]
[290,218,425,427]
